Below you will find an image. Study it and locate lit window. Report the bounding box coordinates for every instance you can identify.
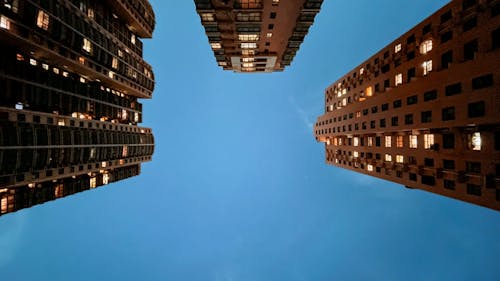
[15,102,23,110]
[16,53,24,61]
[112,57,118,69]
[356,111,361,118]
[103,173,110,184]
[201,13,215,22]
[87,8,94,19]
[36,10,50,30]
[424,133,434,149]
[131,34,136,45]
[78,56,85,64]
[409,135,418,148]
[118,49,124,57]
[342,98,347,106]
[420,39,433,54]
[1,197,7,213]
[423,60,432,76]
[82,38,92,53]
[53,67,59,74]
[122,146,128,157]
[79,77,86,83]
[385,136,392,147]
[242,57,254,62]
[266,32,272,38]
[0,15,10,30]
[54,184,64,198]
[395,43,402,53]
[367,137,373,147]
[241,42,257,49]
[353,137,359,147]
[90,177,97,188]
[396,135,403,148]
[242,62,254,67]
[360,68,364,75]
[367,164,374,172]
[385,154,392,162]
[134,112,139,122]
[353,151,359,158]
[108,71,115,79]
[101,161,107,168]
[365,86,373,97]
[57,119,65,126]
[210,42,221,49]
[238,34,259,41]
[42,63,49,70]
[29,58,37,66]
[396,155,404,163]
[62,71,69,77]
[395,73,402,86]
[469,132,482,151]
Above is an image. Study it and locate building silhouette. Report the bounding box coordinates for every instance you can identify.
[314,0,500,210]
[194,0,323,72]
[0,0,155,216]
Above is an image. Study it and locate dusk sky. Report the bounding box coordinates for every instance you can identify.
[1,1,499,280]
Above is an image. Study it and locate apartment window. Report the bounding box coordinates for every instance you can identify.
[201,13,215,21]
[468,132,482,151]
[421,111,432,123]
[441,10,452,23]
[407,51,415,61]
[371,106,378,114]
[409,173,417,181]
[442,133,455,149]
[112,57,119,69]
[241,42,257,49]
[468,101,485,118]
[82,38,92,53]
[238,34,259,41]
[467,184,481,196]
[131,34,136,45]
[353,137,359,147]
[444,180,455,190]
[420,39,433,54]
[367,164,374,172]
[464,39,478,61]
[381,103,389,111]
[424,158,434,167]
[268,24,274,30]
[466,161,481,173]
[395,43,402,53]
[380,119,386,128]
[407,34,415,44]
[405,114,414,125]
[493,28,500,49]
[423,90,437,101]
[266,32,272,38]
[409,135,418,148]
[393,99,402,108]
[423,60,432,76]
[442,107,455,121]
[422,23,432,35]
[407,95,418,105]
[445,82,462,96]
[440,50,452,69]
[396,155,404,163]
[385,154,392,162]
[270,12,276,19]
[441,31,453,43]
[395,73,403,86]
[237,12,261,22]
[396,136,403,148]
[422,175,436,186]
[370,121,376,129]
[391,116,399,126]
[362,109,368,116]
[443,159,455,170]
[407,67,415,82]
[37,10,50,30]
[0,15,10,30]
[384,136,392,147]
[472,74,493,90]
[375,137,381,147]
[424,134,434,149]
[463,17,477,32]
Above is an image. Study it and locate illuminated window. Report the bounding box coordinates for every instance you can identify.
[359,68,364,75]
[353,151,359,158]
[103,173,110,185]
[131,34,136,44]
[118,49,124,57]
[367,164,374,172]
[385,136,392,147]
[238,34,259,41]
[342,98,347,106]
[367,137,373,147]
[469,132,482,151]
[29,58,37,66]
[424,134,434,149]
[241,42,257,49]
[210,42,221,49]
[409,135,418,148]
[112,57,118,69]
[0,15,10,30]
[356,111,361,118]
[242,62,254,68]
[423,60,432,76]
[82,38,92,53]
[201,13,215,22]
[365,86,373,97]
[1,197,7,213]
[385,154,392,162]
[36,10,50,30]
[54,184,64,198]
[87,8,94,19]
[396,155,404,163]
[90,177,97,188]
[353,137,359,147]
[266,32,272,38]
[242,57,254,62]
[122,146,128,157]
[395,73,402,86]
[396,135,403,148]
[395,43,402,53]
[420,39,433,54]
[108,71,115,79]
[42,63,49,70]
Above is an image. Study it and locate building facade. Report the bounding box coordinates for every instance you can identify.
[314,0,500,210]
[0,0,155,216]
[194,0,322,72]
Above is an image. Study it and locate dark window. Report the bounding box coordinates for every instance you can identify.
[383,51,390,58]
[268,24,274,29]
[371,106,378,114]
[472,74,493,89]
[363,109,368,115]
[409,173,417,181]
[445,82,462,96]
[464,39,478,61]
[493,28,500,49]
[466,184,481,196]
[381,64,390,73]
[376,167,381,173]
[370,120,376,129]
[462,0,476,10]
[270,12,276,19]
[422,23,432,34]
[381,103,389,111]
[463,17,477,32]
[442,133,455,149]
[441,50,453,69]
[407,51,415,61]
[442,107,455,121]
[407,34,415,44]
[393,99,402,108]
[376,153,381,160]
[394,58,401,67]
[384,79,390,88]
[466,161,481,173]
[405,114,414,125]
[424,158,434,167]
[441,31,453,43]
[424,90,438,101]
[375,137,381,147]
[444,180,456,190]
[422,175,436,186]
[380,119,386,128]
[441,10,452,23]
[375,83,380,92]
[407,67,415,83]
[468,101,485,118]
[493,3,500,17]
[443,159,455,170]
[407,95,418,105]
[391,116,398,126]
[421,111,432,123]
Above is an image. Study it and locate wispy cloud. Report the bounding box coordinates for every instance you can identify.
[288,95,314,131]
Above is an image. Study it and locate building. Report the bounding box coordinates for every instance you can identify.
[0,0,155,216]
[194,0,323,72]
[314,0,500,210]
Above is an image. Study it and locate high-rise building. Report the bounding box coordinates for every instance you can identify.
[314,0,500,210]
[194,0,323,72]
[0,0,155,216]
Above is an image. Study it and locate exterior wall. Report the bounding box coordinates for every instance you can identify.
[0,0,155,217]
[314,0,500,210]
[194,0,322,72]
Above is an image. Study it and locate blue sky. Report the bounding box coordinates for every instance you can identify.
[1,1,499,280]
